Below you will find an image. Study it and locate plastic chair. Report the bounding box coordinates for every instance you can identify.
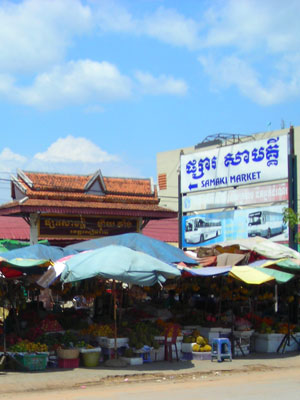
[211,338,232,362]
[164,325,180,362]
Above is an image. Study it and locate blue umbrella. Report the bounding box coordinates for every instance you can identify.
[60,244,181,366]
[60,244,181,286]
[1,243,76,262]
[65,232,197,265]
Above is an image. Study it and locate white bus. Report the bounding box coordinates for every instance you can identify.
[248,210,285,238]
[185,217,222,244]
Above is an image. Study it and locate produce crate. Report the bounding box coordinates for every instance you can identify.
[100,337,129,348]
[181,342,196,353]
[154,336,183,342]
[234,345,250,356]
[192,351,211,360]
[58,357,79,368]
[15,353,48,371]
[120,357,143,366]
[233,330,254,339]
[150,346,165,361]
[95,336,107,347]
[254,333,300,353]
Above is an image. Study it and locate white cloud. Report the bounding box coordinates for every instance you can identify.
[0,0,92,73]
[0,60,132,109]
[1,0,300,107]
[34,135,119,163]
[93,0,136,33]
[201,0,300,53]
[199,55,300,106]
[142,7,200,50]
[0,148,27,162]
[0,147,27,174]
[195,0,300,105]
[94,4,199,49]
[135,71,188,96]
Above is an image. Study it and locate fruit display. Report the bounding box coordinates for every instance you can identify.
[258,292,274,301]
[182,329,202,343]
[80,323,114,338]
[9,339,48,353]
[36,330,88,350]
[40,317,63,333]
[192,343,212,352]
[183,330,211,352]
[128,321,161,350]
[155,319,181,337]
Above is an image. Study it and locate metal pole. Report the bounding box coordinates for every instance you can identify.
[113,280,117,359]
[288,126,298,250]
[178,151,183,249]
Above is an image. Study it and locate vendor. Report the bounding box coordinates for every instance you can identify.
[164,290,178,309]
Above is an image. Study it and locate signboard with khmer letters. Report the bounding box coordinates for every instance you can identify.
[38,215,139,239]
[183,182,288,212]
[180,136,288,194]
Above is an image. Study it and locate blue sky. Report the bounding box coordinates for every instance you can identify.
[0,0,299,202]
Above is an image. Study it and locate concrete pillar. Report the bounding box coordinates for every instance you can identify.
[30,213,39,245]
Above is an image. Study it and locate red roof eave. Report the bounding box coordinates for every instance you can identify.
[0,204,176,219]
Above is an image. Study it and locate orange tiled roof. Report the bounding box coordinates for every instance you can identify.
[23,171,153,195]
[0,170,175,219]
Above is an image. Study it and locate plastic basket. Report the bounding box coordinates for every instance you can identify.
[82,351,100,367]
[56,348,80,359]
[15,353,48,371]
[58,357,79,368]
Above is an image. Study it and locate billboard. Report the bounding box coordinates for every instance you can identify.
[182,203,288,248]
[183,182,288,212]
[180,136,288,193]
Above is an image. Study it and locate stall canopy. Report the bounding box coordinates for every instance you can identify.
[60,244,181,286]
[211,237,300,260]
[1,243,76,262]
[65,232,198,265]
[252,266,294,284]
[180,263,293,284]
[0,239,49,253]
[0,258,52,278]
[229,266,280,285]
[180,236,300,285]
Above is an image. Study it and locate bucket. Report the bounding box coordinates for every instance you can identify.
[82,351,100,368]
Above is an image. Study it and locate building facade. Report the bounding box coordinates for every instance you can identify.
[157,126,299,212]
[0,169,176,245]
[157,126,299,248]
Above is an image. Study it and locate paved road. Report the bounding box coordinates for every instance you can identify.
[2,366,300,400]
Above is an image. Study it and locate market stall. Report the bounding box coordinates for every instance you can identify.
[1,236,300,371]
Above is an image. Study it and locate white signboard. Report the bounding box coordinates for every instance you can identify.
[180,136,288,193]
[183,182,288,212]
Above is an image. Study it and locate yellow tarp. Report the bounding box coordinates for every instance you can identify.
[229,266,275,285]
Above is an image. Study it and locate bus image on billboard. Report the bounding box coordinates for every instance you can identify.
[248,210,286,238]
[185,217,222,244]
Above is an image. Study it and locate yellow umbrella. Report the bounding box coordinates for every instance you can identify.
[229,266,275,285]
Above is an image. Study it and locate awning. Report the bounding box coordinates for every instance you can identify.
[0,258,52,278]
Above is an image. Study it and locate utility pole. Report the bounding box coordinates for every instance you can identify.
[288,126,298,250]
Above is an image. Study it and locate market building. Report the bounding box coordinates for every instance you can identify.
[0,169,176,246]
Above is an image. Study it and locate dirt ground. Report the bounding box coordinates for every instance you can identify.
[2,364,300,400]
[1,352,300,398]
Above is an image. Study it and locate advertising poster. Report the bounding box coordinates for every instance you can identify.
[182,182,288,212]
[182,203,288,248]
